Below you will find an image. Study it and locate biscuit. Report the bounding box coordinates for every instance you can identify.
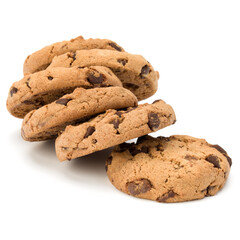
[23,36,124,74]
[55,100,176,161]
[48,49,159,100]
[21,87,138,141]
[7,66,122,118]
[106,135,232,203]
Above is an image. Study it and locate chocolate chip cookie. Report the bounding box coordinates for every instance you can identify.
[23,36,124,74]
[48,49,159,100]
[21,87,138,141]
[106,135,232,203]
[55,100,176,161]
[7,66,122,118]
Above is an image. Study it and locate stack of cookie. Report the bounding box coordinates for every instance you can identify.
[6,36,231,203]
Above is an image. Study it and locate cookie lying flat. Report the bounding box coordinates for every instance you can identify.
[55,100,176,161]
[48,49,159,101]
[7,66,121,118]
[21,87,138,141]
[106,135,232,203]
[23,36,124,74]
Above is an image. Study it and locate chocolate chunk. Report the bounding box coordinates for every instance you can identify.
[127,179,152,196]
[92,139,97,144]
[123,82,139,90]
[148,112,160,131]
[156,191,176,202]
[211,144,232,166]
[110,119,120,129]
[140,65,150,78]
[10,87,18,97]
[84,126,95,138]
[205,155,221,168]
[72,52,76,61]
[55,98,72,106]
[109,42,122,51]
[48,76,53,80]
[184,155,198,160]
[117,59,128,66]
[87,73,104,84]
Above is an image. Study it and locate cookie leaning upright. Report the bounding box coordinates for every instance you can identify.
[106,135,232,203]
[55,100,176,161]
[21,87,138,141]
[7,66,122,118]
[47,49,159,101]
[23,36,124,75]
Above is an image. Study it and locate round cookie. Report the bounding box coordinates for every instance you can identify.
[7,66,122,118]
[21,87,138,141]
[106,135,232,203]
[48,49,159,101]
[55,100,176,161]
[23,36,124,74]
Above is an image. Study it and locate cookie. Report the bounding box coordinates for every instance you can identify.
[23,36,124,74]
[106,135,232,203]
[7,66,122,118]
[21,87,138,141]
[55,100,176,161]
[48,49,159,100]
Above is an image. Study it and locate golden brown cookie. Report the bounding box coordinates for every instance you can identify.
[48,49,159,100]
[7,66,122,118]
[21,87,138,141]
[23,36,124,74]
[106,135,232,203]
[55,100,176,161]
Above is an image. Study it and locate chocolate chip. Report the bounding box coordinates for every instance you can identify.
[127,179,152,196]
[105,156,113,171]
[48,76,53,80]
[117,142,131,152]
[109,42,122,51]
[72,52,76,61]
[136,135,149,144]
[129,146,149,156]
[10,87,18,97]
[184,155,198,160]
[123,82,139,90]
[23,100,34,105]
[110,119,120,129]
[140,65,150,78]
[211,144,232,166]
[87,73,104,84]
[117,59,128,66]
[141,146,149,154]
[115,111,123,117]
[126,106,137,113]
[148,112,160,131]
[92,139,97,144]
[152,99,162,104]
[84,126,95,138]
[205,155,221,168]
[156,191,176,202]
[55,98,72,106]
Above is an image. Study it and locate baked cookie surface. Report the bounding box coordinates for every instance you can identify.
[106,135,232,203]
[23,36,124,74]
[55,100,176,161]
[48,49,159,100]
[7,66,122,118]
[21,87,137,141]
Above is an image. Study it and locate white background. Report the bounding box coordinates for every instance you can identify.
[0,1,239,239]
